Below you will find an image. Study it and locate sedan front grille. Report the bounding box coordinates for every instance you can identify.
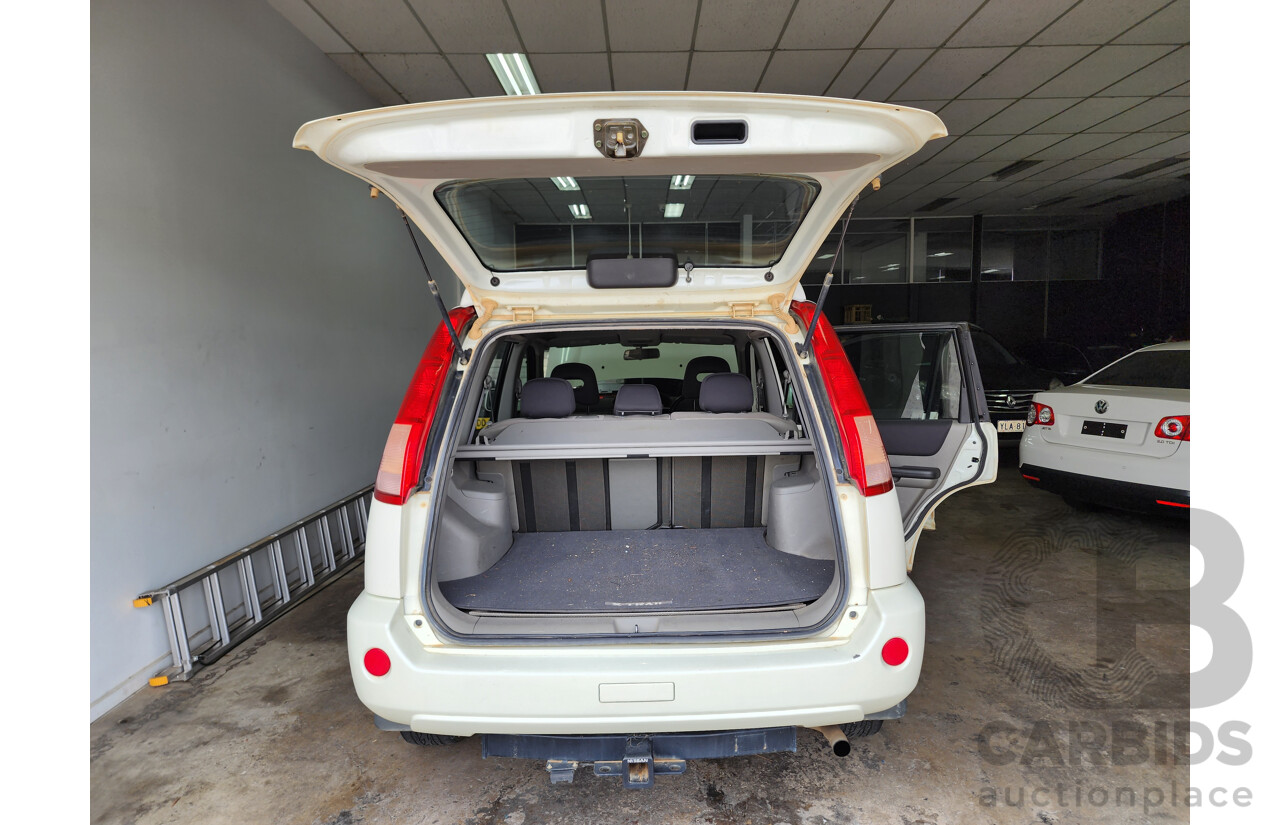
[984,389,1037,413]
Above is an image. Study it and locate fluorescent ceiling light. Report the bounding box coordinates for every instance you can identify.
[664,203,685,218]
[982,268,1002,274]
[928,252,953,258]
[881,263,900,270]
[569,203,591,219]
[817,253,835,260]
[551,176,579,191]
[669,175,695,190]
[486,53,540,96]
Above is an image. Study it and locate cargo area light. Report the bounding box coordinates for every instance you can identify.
[569,203,591,219]
[669,174,695,190]
[663,203,685,218]
[550,176,579,191]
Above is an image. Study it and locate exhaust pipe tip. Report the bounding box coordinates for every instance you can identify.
[811,725,851,758]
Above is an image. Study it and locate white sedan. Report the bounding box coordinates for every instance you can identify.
[1019,341,1189,514]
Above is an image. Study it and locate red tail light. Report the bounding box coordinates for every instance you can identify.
[1027,402,1054,427]
[1154,415,1189,441]
[790,302,893,497]
[374,307,477,505]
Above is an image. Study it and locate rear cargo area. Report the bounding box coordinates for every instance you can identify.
[431,447,838,620]
[440,527,833,614]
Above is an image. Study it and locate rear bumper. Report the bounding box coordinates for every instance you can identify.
[347,580,925,736]
[1019,463,1190,514]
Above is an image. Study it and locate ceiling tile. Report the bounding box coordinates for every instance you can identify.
[686,51,771,92]
[1025,158,1112,180]
[1026,133,1124,160]
[933,99,1012,135]
[1032,0,1171,44]
[1115,0,1189,43]
[970,98,1078,135]
[882,162,961,187]
[308,0,434,52]
[527,53,613,91]
[365,53,469,101]
[1142,110,1188,131]
[611,52,690,91]
[1028,97,1145,132]
[759,50,852,95]
[947,0,1077,46]
[859,49,932,100]
[894,47,1013,100]
[507,0,606,52]
[448,53,507,97]
[960,46,1093,98]
[936,162,1008,183]
[1102,45,1187,95]
[978,133,1064,161]
[1077,158,1157,179]
[327,53,404,105]
[694,0,795,50]
[1030,45,1174,97]
[1077,132,1179,159]
[1089,96,1187,132]
[406,0,519,53]
[267,0,350,52]
[1131,133,1188,158]
[779,0,893,49]
[605,0,698,51]
[863,0,985,48]
[929,134,1010,163]
[824,50,893,98]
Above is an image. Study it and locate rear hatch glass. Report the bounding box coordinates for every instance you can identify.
[437,175,819,272]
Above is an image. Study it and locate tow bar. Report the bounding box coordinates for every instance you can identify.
[482,728,796,787]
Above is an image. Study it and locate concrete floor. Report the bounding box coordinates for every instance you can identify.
[91,456,1190,824]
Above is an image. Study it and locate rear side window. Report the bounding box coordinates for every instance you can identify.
[843,331,965,420]
[1087,349,1189,389]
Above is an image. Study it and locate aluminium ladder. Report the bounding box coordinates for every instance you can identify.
[135,485,373,685]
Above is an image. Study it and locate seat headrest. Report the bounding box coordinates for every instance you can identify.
[521,377,575,418]
[699,372,753,413]
[613,383,663,415]
[681,355,732,396]
[550,362,599,408]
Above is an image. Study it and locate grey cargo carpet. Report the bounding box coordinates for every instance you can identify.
[439,528,834,613]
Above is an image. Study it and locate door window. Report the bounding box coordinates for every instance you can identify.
[842,331,965,421]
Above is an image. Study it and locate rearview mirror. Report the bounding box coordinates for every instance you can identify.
[624,347,661,361]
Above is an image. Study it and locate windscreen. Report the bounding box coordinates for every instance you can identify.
[435,175,820,272]
[1087,349,1189,389]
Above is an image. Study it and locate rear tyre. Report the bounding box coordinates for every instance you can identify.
[400,731,463,747]
[840,720,883,738]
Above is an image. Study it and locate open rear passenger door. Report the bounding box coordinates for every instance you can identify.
[836,323,997,569]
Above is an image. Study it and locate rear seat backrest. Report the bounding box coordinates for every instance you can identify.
[613,383,663,415]
[520,377,575,418]
[699,372,753,413]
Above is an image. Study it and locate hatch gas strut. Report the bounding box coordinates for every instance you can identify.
[397,206,469,365]
[797,196,858,359]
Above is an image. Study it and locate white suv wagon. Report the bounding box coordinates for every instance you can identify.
[295,93,997,787]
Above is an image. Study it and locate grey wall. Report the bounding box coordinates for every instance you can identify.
[91,0,452,718]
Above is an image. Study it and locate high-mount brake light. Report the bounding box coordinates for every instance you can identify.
[374,307,478,505]
[790,301,893,497]
[1027,402,1054,426]
[1155,415,1189,441]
